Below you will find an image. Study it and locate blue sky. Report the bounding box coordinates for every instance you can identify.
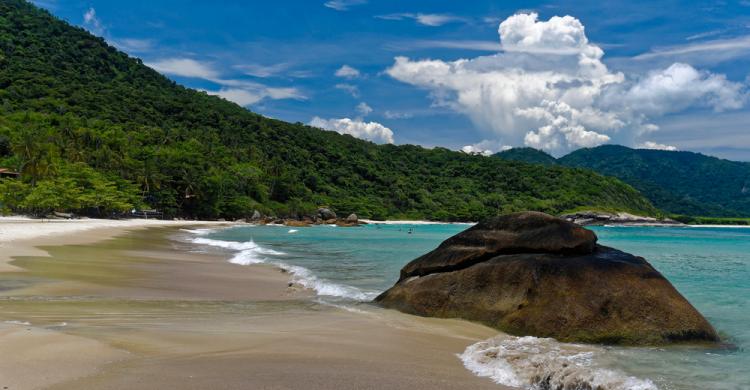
[32,0,750,160]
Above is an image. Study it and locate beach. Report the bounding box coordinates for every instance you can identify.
[0,219,507,390]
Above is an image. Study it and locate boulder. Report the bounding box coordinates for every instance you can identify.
[250,210,262,221]
[317,207,337,220]
[285,219,310,227]
[346,213,358,223]
[375,211,718,345]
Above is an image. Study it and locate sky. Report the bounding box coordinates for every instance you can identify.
[31,0,750,160]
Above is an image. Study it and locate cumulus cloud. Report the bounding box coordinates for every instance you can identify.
[377,13,465,27]
[335,65,361,79]
[386,12,747,155]
[309,117,394,144]
[637,141,678,151]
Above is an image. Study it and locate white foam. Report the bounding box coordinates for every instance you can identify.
[180,228,215,235]
[191,237,285,266]
[288,229,298,234]
[4,320,32,326]
[276,263,378,301]
[459,335,658,390]
[189,234,376,301]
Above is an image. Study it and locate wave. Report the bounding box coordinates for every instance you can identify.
[192,237,284,265]
[288,229,298,233]
[189,235,376,301]
[180,228,216,235]
[460,335,657,390]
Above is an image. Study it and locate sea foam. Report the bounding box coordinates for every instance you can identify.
[189,235,376,301]
[459,335,658,390]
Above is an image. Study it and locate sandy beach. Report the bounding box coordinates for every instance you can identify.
[0,218,508,389]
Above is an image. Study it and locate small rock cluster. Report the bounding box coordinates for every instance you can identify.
[245,207,362,227]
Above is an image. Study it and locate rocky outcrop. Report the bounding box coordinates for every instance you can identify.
[560,211,681,226]
[346,213,358,223]
[317,207,337,221]
[375,211,718,345]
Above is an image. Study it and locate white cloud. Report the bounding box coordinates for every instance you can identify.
[146,58,219,79]
[208,88,265,106]
[147,58,304,106]
[83,7,104,35]
[356,102,373,116]
[335,83,360,97]
[335,65,361,79]
[386,12,747,155]
[233,63,312,79]
[235,63,291,78]
[377,13,465,27]
[384,110,413,119]
[111,38,154,53]
[634,35,750,61]
[616,63,745,116]
[324,0,366,11]
[309,117,394,144]
[637,141,678,151]
[389,40,501,52]
[461,140,510,156]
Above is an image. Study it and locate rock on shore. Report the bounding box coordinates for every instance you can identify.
[560,210,681,226]
[375,211,718,345]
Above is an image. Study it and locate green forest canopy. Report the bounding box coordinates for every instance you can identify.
[0,0,658,221]
[495,145,750,218]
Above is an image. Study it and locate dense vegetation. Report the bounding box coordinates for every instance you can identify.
[494,147,558,166]
[0,0,658,220]
[495,145,750,217]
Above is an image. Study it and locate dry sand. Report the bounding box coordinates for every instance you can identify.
[0,219,510,389]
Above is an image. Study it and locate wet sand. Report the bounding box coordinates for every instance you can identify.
[0,223,509,389]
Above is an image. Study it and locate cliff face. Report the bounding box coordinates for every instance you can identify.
[376,212,718,345]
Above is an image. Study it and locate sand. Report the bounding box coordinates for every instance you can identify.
[0,220,510,389]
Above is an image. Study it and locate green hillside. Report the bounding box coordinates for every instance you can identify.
[494,147,558,166]
[559,145,750,217]
[495,145,750,217]
[0,0,658,221]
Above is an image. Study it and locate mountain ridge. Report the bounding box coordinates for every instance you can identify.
[495,145,750,217]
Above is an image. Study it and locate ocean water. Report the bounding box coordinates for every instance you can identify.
[186,224,749,390]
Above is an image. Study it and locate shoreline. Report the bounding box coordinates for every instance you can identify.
[0,219,511,389]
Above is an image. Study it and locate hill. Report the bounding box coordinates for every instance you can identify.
[0,0,657,221]
[494,147,557,166]
[495,145,750,217]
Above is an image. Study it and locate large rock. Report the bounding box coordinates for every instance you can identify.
[399,211,596,280]
[317,207,337,220]
[376,212,718,345]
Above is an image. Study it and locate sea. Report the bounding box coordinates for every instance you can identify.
[184,223,749,390]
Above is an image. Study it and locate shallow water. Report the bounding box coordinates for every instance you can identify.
[192,224,750,390]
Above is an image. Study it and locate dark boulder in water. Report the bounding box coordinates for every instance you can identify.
[375,211,719,345]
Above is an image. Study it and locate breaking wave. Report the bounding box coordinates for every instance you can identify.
[189,235,376,301]
[459,335,658,390]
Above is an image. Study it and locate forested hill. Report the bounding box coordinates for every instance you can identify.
[0,0,657,221]
[495,145,750,217]
[494,147,558,166]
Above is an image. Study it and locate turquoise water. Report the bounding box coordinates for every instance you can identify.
[190,224,749,390]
